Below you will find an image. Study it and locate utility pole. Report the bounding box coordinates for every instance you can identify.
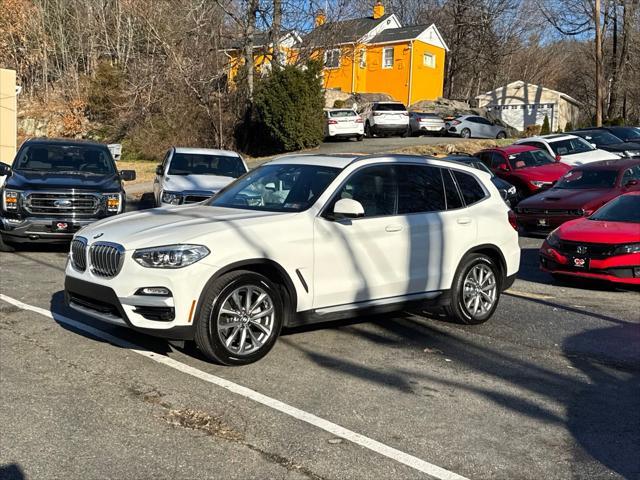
[595,0,603,126]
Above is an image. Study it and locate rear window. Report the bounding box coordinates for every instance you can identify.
[453,171,487,205]
[375,103,407,112]
[329,110,357,118]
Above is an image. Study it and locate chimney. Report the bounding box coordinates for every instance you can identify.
[373,1,385,19]
[315,9,326,27]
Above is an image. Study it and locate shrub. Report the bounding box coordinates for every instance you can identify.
[540,115,551,135]
[564,121,573,132]
[86,61,124,125]
[250,61,325,154]
[523,124,541,137]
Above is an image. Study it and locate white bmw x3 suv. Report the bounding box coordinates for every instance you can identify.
[65,154,520,365]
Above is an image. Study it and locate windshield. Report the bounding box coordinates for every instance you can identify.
[208,164,340,212]
[14,144,115,175]
[589,195,640,222]
[509,149,556,169]
[549,137,594,156]
[608,127,640,140]
[329,110,357,118]
[375,103,406,112]
[577,131,622,146]
[555,169,618,189]
[468,161,494,176]
[168,153,246,177]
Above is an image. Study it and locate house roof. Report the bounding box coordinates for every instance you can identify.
[369,24,430,44]
[303,14,393,46]
[476,81,581,106]
[222,31,299,51]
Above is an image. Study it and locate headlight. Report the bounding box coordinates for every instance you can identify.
[161,191,183,205]
[546,229,561,248]
[613,243,640,255]
[133,244,210,268]
[104,193,122,213]
[2,190,19,211]
[530,181,551,188]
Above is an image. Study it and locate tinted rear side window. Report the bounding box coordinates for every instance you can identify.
[453,171,487,206]
[443,169,464,209]
[375,103,407,111]
[396,165,446,214]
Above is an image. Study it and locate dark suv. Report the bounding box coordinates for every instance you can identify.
[0,138,135,246]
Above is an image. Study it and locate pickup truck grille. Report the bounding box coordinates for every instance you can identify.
[25,192,100,215]
[89,242,124,278]
[70,237,88,272]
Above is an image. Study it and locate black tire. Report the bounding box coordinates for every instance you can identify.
[445,254,501,325]
[356,134,364,142]
[0,235,16,252]
[194,270,284,366]
[496,131,507,139]
[401,127,410,138]
[460,128,471,139]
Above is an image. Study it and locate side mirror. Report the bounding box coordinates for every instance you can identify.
[333,198,364,219]
[498,163,509,172]
[155,165,163,176]
[624,179,638,188]
[0,162,12,176]
[120,170,136,181]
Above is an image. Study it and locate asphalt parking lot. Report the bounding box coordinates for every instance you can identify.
[1,200,639,479]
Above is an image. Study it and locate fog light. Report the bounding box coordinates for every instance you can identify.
[136,287,171,296]
[5,218,22,224]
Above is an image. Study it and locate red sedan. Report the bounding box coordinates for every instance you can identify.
[476,145,570,201]
[540,192,640,285]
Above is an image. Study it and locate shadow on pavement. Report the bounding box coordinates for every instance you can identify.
[0,464,26,480]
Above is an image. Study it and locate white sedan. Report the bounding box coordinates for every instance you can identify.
[324,109,364,141]
[515,134,620,166]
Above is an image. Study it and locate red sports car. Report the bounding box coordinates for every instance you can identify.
[476,145,571,201]
[540,192,640,285]
[515,158,640,234]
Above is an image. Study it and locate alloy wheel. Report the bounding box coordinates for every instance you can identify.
[462,264,497,318]
[216,285,275,356]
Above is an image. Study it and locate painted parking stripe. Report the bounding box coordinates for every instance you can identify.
[0,294,468,480]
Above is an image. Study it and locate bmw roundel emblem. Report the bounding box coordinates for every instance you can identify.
[93,233,104,239]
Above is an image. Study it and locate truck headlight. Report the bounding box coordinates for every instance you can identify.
[161,191,183,205]
[2,190,19,211]
[133,244,210,268]
[104,193,122,213]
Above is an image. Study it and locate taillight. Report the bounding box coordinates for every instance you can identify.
[508,210,518,230]
[327,119,338,125]
[355,117,363,123]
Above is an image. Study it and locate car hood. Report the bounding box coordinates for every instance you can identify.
[78,205,289,250]
[162,174,236,193]
[558,218,640,244]
[560,149,620,165]
[6,170,121,192]
[513,163,570,181]
[519,188,617,209]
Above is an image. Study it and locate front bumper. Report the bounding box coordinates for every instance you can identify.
[0,216,104,243]
[64,251,219,339]
[539,246,640,285]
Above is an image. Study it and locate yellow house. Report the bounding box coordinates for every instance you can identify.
[304,2,448,106]
[223,2,448,106]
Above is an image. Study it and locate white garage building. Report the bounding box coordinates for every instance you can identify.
[475,81,581,133]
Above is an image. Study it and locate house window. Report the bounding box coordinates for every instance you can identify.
[423,53,436,68]
[359,49,367,68]
[382,47,394,69]
[324,49,341,69]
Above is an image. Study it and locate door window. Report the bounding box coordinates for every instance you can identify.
[330,165,397,217]
[452,171,488,206]
[490,153,506,169]
[396,165,446,214]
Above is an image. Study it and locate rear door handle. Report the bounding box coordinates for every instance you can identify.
[457,217,472,225]
[385,225,403,232]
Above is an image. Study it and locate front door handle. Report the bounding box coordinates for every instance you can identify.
[385,225,403,232]
[457,217,472,225]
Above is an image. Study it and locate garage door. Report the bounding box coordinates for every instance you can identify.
[487,104,555,132]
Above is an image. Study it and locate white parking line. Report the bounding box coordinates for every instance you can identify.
[0,293,469,480]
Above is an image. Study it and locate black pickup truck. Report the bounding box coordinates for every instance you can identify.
[0,138,135,247]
